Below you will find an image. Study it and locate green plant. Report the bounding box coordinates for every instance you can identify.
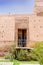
[4,42,43,63]
[4,44,16,61]
[35,42,43,65]
[17,49,32,61]
[29,49,39,61]
[30,42,43,65]
[4,52,15,61]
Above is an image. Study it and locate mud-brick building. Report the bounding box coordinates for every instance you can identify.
[0,0,43,50]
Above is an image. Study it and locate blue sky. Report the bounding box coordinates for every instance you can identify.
[0,0,34,14]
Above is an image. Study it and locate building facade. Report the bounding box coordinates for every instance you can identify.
[0,0,43,50]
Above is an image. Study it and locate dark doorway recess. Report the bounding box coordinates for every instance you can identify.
[18,29,27,47]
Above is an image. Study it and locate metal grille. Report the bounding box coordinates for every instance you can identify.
[18,39,26,47]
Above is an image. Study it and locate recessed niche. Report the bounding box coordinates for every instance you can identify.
[2,35,3,38]
[2,26,4,28]
[37,35,38,37]
[34,20,36,22]
[3,30,4,32]
[37,12,43,16]
[39,20,40,22]
[40,26,42,28]
[34,26,36,28]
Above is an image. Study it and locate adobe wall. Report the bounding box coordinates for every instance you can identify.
[0,13,43,48]
[0,0,43,50]
[34,0,43,14]
[29,14,43,42]
[0,14,15,47]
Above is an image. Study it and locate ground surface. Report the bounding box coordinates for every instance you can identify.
[13,60,39,65]
[0,59,39,65]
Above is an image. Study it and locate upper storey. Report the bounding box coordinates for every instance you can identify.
[35,0,43,2]
[34,0,43,16]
